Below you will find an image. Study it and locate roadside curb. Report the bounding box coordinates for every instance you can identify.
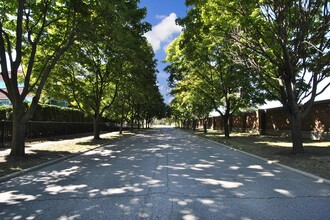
[183,130,330,186]
[0,134,134,183]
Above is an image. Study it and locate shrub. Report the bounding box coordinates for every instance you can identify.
[0,104,90,122]
[0,106,12,120]
[32,104,90,122]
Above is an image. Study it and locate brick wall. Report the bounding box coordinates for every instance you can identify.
[197,99,330,140]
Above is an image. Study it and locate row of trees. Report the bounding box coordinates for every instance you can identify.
[0,0,166,157]
[166,0,330,154]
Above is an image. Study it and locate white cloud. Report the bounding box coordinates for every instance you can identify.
[144,13,182,52]
[155,15,166,19]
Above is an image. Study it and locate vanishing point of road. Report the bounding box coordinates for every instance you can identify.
[0,127,329,219]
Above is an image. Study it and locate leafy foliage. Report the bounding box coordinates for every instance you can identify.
[0,0,165,156]
[172,0,330,152]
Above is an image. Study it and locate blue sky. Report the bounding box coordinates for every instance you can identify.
[139,0,187,104]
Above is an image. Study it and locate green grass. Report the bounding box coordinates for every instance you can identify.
[186,128,330,180]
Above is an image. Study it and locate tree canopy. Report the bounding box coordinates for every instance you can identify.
[0,0,165,157]
[166,0,330,152]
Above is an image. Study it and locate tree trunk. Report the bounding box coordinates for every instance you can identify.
[119,117,123,135]
[93,116,100,140]
[10,108,27,157]
[119,101,123,135]
[290,111,304,154]
[130,117,134,131]
[223,114,230,139]
[10,115,27,157]
[203,118,207,134]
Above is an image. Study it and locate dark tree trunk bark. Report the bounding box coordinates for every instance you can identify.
[119,117,123,135]
[9,104,31,157]
[203,118,207,134]
[10,115,27,157]
[223,114,230,139]
[130,118,134,131]
[282,85,305,154]
[193,119,196,131]
[93,115,100,140]
[290,111,304,154]
[119,101,124,135]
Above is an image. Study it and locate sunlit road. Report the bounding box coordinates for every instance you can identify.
[0,127,329,220]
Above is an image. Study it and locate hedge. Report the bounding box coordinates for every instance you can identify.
[0,104,91,122]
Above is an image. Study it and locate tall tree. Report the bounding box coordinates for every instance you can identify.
[170,74,213,132]
[46,0,150,139]
[166,31,267,138]
[192,0,330,153]
[120,44,165,130]
[0,0,89,157]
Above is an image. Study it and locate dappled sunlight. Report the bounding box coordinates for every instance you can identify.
[99,163,112,167]
[183,214,199,220]
[198,198,215,205]
[29,166,83,185]
[247,165,263,170]
[139,175,164,187]
[195,178,244,189]
[84,148,119,156]
[256,140,330,148]
[194,164,214,168]
[180,209,199,220]
[88,189,100,197]
[0,190,39,205]
[172,198,194,206]
[58,214,80,220]
[304,142,330,147]
[143,144,170,153]
[257,171,275,177]
[158,165,186,171]
[229,166,240,170]
[267,160,280,164]
[256,141,294,148]
[198,159,216,165]
[158,162,216,172]
[45,184,87,195]
[100,185,144,195]
[1,127,329,220]
[47,166,81,177]
[274,189,295,197]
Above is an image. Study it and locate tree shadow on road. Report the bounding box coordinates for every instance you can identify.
[0,150,72,177]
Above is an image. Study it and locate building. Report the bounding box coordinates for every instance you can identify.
[0,71,67,107]
[0,71,33,106]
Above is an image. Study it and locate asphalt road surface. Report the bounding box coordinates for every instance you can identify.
[1,127,329,220]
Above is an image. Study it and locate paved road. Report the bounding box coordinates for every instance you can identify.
[0,127,329,220]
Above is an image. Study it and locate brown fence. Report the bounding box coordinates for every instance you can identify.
[193,99,330,140]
